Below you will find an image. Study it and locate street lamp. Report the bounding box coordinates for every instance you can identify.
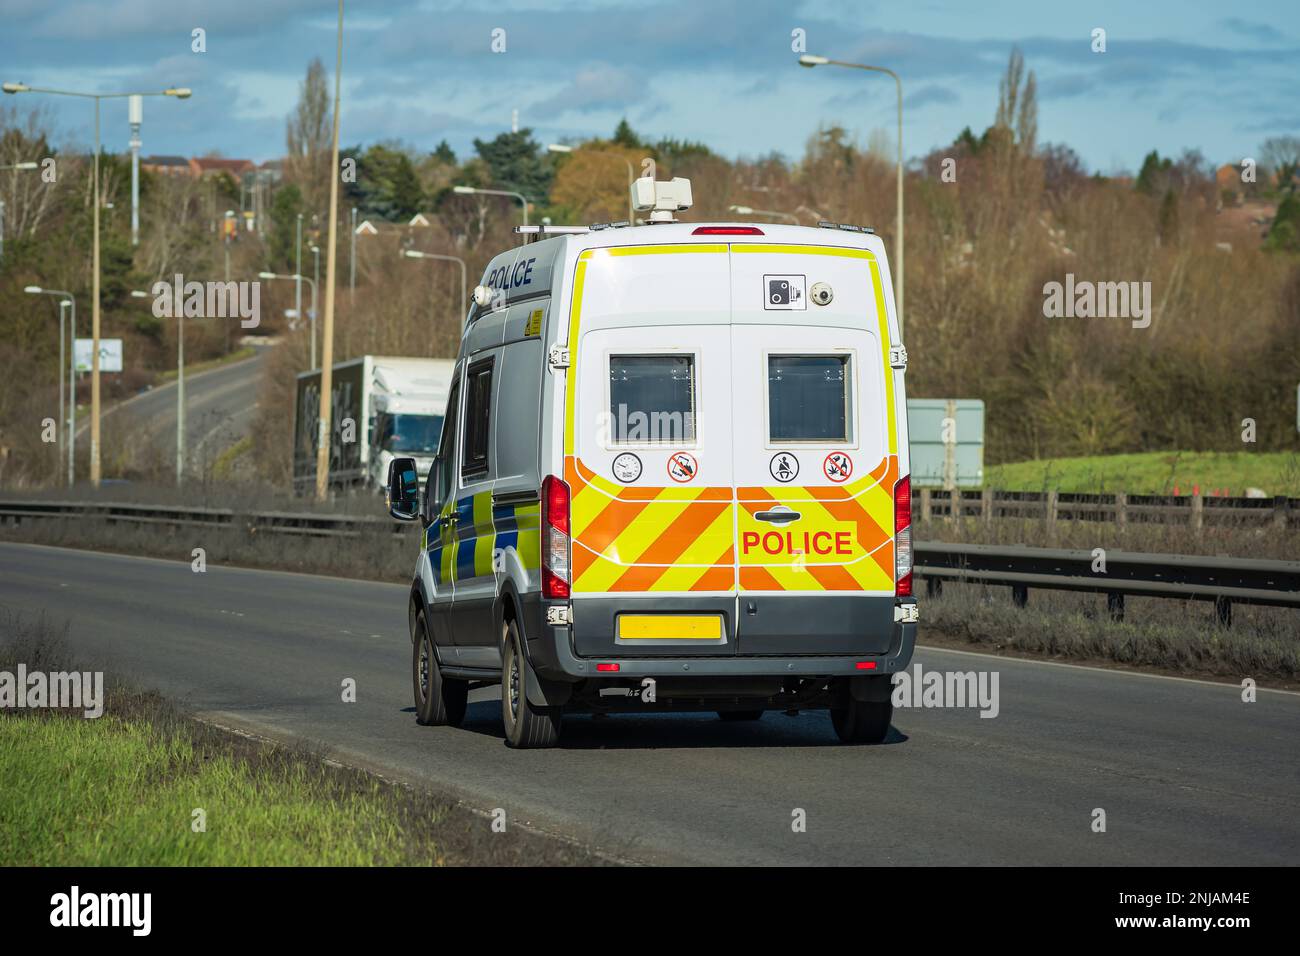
[4,81,191,486]
[453,185,530,227]
[24,286,75,486]
[728,204,800,225]
[401,249,467,327]
[310,243,321,364]
[295,212,303,342]
[128,289,189,485]
[798,54,905,336]
[260,272,318,368]
[547,143,634,223]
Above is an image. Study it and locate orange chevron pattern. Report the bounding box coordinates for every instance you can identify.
[565,454,898,594]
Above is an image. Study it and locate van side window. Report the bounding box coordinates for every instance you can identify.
[768,355,852,443]
[608,354,696,444]
[461,359,493,478]
[434,379,460,509]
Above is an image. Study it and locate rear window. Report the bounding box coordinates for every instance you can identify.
[609,354,696,444]
[768,354,852,442]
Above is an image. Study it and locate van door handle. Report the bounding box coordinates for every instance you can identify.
[755,510,800,523]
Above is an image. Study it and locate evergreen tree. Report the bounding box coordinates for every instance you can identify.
[472,129,552,205]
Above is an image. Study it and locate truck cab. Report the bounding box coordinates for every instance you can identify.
[386,177,916,748]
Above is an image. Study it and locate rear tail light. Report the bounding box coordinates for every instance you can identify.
[894,475,913,598]
[541,475,571,600]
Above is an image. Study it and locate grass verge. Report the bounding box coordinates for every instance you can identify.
[918,580,1298,688]
[0,612,609,866]
[984,450,1300,496]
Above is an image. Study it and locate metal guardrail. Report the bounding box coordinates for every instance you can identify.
[2,499,1298,625]
[917,488,1298,530]
[916,543,1300,625]
[0,500,403,539]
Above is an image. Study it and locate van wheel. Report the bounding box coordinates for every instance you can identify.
[718,710,764,721]
[413,611,467,727]
[501,619,561,749]
[830,697,892,744]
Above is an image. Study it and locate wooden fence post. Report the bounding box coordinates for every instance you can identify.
[1115,491,1127,527]
[1191,492,1203,532]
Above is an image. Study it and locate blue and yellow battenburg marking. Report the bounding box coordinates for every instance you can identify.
[425,491,540,585]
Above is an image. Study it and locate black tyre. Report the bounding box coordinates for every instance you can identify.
[717,710,765,721]
[412,611,468,727]
[501,618,561,749]
[830,695,892,744]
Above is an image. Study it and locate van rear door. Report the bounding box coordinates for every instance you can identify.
[565,244,738,657]
[728,244,900,655]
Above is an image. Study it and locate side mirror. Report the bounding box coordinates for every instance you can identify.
[386,456,420,521]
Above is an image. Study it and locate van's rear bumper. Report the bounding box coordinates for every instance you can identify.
[523,596,917,681]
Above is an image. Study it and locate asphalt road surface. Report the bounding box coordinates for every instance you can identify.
[1,541,1296,866]
[75,347,267,475]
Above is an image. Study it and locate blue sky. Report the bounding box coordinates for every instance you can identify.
[0,0,1295,173]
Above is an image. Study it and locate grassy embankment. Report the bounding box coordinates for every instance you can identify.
[0,613,606,866]
[984,450,1300,496]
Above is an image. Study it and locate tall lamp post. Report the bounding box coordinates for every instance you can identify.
[547,144,634,222]
[3,81,191,486]
[310,243,321,362]
[797,54,905,336]
[294,212,303,341]
[453,185,530,227]
[401,249,467,326]
[313,0,345,502]
[24,286,75,485]
[260,272,318,368]
[728,204,800,225]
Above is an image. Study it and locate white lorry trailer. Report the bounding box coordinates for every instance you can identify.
[293,356,453,494]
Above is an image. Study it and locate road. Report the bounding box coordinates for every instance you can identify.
[1,540,1296,866]
[74,347,267,475]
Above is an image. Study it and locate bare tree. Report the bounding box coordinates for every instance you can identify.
[0,104,60,239]
[1260,136,1300,192]
[285,58,333,217]
[994,47,1037,153]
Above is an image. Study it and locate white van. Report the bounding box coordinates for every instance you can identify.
[387,178,916,748]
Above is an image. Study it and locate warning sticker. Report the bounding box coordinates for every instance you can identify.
[769,452,799,483]
[823,452,853,483]
[612,452,642,483]
[667,452,698,483]
[763,274,806,311]
[524,309,544,336]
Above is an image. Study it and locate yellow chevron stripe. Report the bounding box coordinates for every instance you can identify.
[731,244,874,260]
[652,505,735,592]
[868,258,897,453]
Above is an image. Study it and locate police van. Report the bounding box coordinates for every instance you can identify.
[386,177,917,748]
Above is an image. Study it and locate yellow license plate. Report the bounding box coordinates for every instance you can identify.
[617,614,723,640]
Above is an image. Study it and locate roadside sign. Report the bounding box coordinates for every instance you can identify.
[908,398,985,489]
[74,338,123,373]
